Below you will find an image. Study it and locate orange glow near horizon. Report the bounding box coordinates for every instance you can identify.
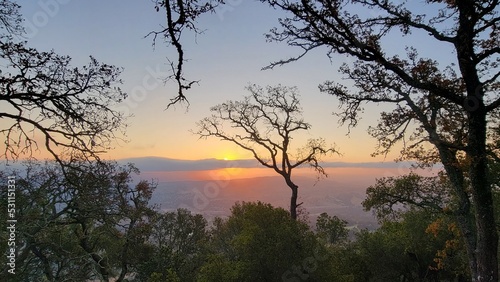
[138,165,442,184]
[139,167,277,183]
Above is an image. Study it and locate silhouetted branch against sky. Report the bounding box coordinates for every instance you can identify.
[0,1,127,168]
[148,0,224,108]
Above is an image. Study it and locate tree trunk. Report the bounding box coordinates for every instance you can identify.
[468,110,499,282]
[454,1,499,279]
[78,221,110,281]
[435,145,478,279]
[290,186,298,220]
[29,245,55,281]
[438,110,499,281]
[284,175,299,220]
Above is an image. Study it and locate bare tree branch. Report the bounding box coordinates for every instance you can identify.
[148,0,223,107]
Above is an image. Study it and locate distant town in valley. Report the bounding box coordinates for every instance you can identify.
[123,157,442,230]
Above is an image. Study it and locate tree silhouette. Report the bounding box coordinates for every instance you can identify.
[0,0,126,167]
[195,84,336,219]
[261,0,499,280]
[148,0,223,107]
[0,160,157,281]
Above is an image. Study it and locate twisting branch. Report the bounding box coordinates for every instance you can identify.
[148,0,223,107]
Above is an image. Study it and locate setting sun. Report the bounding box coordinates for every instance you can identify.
[221,152,238,161]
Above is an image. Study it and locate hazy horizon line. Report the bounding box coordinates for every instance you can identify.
[117,156,440,171]
[1,155,441,172]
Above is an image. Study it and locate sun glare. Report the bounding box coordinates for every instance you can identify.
[221,153,237,161]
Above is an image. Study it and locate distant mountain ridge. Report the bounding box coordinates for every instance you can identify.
[1,156,438,172]
[118,156,428,172]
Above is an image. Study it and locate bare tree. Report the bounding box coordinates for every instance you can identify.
[0,0,127,167]
[261,0,499,280]
[194,84,337,220]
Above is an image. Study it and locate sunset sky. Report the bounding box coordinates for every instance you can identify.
[7,0,453,164]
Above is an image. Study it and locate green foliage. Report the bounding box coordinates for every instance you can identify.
[136,209,208,282]
[148,269,181,282]
[350,210,469,281]
[322,244,371,282]
[360,172,470,280]
[198,201,330,282]
[315,212,349,245]
[363,172,451,221]
[197,254,246,282]
[0,160,157,281]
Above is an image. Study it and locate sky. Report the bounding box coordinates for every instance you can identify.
[5,0,453,164]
